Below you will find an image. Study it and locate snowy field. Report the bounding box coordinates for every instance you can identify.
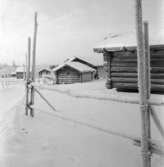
[0,79,163,167]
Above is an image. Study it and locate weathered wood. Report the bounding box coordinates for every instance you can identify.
[111,67,164,73]
[111,62,137,67]
[112,58,137,62]
[111,67,137,72]
[25,37,31,116]
[30,12,38,117]
[112,61,164,67]
[111,72,137,78]
[112,78,164,85]
[34,87,57,112]
[133,139,164,156]
[144,22,151,161]
[113,82,164,92]
[136,1,151,166]
[111,77,137,83]
[104,52,113,89]
[150,107,164,140]
[111,72,164,79]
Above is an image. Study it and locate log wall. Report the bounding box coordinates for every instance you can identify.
[103,46,164,94]
[56,66,94,84]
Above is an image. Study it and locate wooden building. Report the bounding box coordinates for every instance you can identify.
[65,57,97,69]
[53,61,96,84]
[39,68,51,78]
[94,44,164,94]
[64,56,105,79]
[16,66,25,79]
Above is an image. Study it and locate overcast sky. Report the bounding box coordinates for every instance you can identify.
[0,0,163,65]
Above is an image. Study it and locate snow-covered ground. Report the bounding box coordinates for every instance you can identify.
[0,79,163,167]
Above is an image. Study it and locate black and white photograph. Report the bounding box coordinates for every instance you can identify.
[0,0,163,166]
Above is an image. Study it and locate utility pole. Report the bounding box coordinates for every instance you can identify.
[135,0,151,167]
[30,12,38,117]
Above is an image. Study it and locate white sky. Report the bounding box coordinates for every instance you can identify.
[0,0,163,65]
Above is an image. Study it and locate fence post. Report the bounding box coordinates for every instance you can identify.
[135,0,151,167]
[30,12,38,117]
[143,21,151,141]
[25,37,31,115]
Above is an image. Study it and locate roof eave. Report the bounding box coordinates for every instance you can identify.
[93,44,164,53]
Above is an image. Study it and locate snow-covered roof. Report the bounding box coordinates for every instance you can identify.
[53,61,96,73]
[94,32,164,53]
[16,66,25,73]
[64,56,104,66]
[39,68,51,73]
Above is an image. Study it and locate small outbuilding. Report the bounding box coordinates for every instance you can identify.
[39,68,51,78]
[53,61,96,84]
[16,66,25,79]
[94,44,164,94]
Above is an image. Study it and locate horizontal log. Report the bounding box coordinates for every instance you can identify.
[111,77,137,83]
[111,67,164,73]
[151,73,164,79]
[112,82,164,94]
[111,62,164,68]
[112,57,164,63]
[112,77,164,84]
[111,67,137,72]
[111,62,137,67]
[112,58,137,62]
[112,82,137,89]
[111,72,164,79]
[152,67,164,73]
[111,72,137,78]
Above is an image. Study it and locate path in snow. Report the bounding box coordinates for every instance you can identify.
[0,83,24,166]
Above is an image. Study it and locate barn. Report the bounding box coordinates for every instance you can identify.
[94,44,164,94]
[53,61,96,84]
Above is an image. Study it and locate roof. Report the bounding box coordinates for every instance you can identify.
[39,68,51,73]
[53,62,96,73]
[64,56,104,66]
[93,32,164,53]
[94,44,164,53]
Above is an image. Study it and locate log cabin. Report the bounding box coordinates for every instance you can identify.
[94,44,164,94]
[53,61,96,84]
[39,68,51,78]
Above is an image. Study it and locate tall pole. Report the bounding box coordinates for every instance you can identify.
[144,21,151,140]
[25,37,31,115]
[135,0,151,167]
[30,12,38,117]
[144,22,151,100]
